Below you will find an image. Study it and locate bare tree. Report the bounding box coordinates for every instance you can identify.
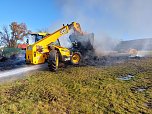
[0,26,11,47]
[0,22,31,47]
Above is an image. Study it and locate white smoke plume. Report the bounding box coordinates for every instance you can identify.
[49,0,152,56]
[136,38,152,57]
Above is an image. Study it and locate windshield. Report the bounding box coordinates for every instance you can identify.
[57,29,74,48]
[59,34,73,48]
[27,34,44,45]
[35,35,43,42]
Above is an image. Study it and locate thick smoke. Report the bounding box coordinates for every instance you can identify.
[136,38,152,57]
[48,0,120,56]
[50,0,152,56]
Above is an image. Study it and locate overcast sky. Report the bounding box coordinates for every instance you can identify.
[0,0,152,40]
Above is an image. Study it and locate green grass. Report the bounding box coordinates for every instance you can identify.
[0,58,152,113]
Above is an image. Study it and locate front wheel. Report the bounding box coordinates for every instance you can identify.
[71,52,82,65]
[48,50,59,71]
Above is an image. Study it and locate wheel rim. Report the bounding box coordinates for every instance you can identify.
[72,54,80,64]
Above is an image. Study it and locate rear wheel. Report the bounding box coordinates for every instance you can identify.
[48,50,59,71]
[71,52,81,65]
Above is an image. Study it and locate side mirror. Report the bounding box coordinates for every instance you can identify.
[26,39,29,44]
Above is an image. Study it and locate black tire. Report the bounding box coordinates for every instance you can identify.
[71,52,82,65]
[48,50,59,71]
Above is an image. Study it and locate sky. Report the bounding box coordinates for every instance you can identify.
[0,0,152,41]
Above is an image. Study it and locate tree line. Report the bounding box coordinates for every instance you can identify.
[0,22,31,48]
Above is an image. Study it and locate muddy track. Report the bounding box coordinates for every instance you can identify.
[0,64,48,83]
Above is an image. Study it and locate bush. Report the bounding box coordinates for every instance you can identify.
[2,47,22,58]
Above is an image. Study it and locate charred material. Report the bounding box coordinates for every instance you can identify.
[69,33,94,57]
[0,56,8,62]
[83,55,130,66]
[0,52,26,71]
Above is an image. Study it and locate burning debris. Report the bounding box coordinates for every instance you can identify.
[115,38,152,58]
[0,50,26,71]
[0,56,7,62]
[84,55,129,66]
[128,48,138,57]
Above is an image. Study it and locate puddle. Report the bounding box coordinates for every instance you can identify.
[131,86,151,92]
[117,74,134,81]
[137,88,146,92]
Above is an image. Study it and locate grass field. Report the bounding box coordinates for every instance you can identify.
[0,58,152,113]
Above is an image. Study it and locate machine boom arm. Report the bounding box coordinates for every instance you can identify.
[34,26,68,47]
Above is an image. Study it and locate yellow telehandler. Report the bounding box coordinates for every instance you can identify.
[26,22,94,71]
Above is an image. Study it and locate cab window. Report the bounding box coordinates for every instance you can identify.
[35,35,43,42]
[51,39,60,46]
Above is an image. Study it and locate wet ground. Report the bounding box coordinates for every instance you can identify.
[131,86,151,92]
[0,64,48,83]
[0,59,26,71]
[0,53,150,83]
[1,51,149,71]
[0,53,147,72]
[117,74,134,81]
[0,54,127,71]
[0,52,47,82]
